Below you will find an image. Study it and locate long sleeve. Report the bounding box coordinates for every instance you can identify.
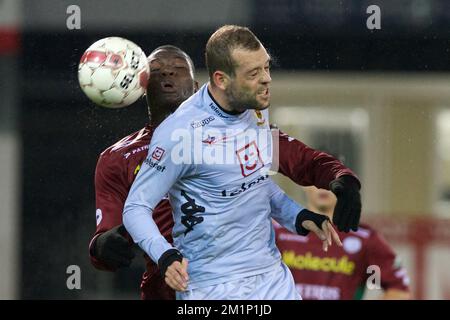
[123,123,190,263]
[277,129,360,189]
[90,153,130,271]
[268,179,304,234]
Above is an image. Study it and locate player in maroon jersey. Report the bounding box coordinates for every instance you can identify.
[275,185,411,300]
[89,45,362,299]
[89,45,198,300]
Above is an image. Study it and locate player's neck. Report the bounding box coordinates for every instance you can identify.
[207,83,244,115]
[151,113,166,127]
[149,103,175,127]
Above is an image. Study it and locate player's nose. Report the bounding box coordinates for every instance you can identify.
[261,70,271,85]
[161,67,176,77]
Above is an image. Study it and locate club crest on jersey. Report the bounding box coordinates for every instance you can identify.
[151,147,165,161]
[343,236,362,254]
[236,141,264,177]
[254,110,266,126]
[202,134,228,145]
[202,134,216,145]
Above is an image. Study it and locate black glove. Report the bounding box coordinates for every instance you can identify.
[158,248,184,278]
[329,175,361,232]
[295,209,330,236]
[91,225,135,269]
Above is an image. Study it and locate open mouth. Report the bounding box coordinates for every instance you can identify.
[258,88,270,97]
[161,81,176,93]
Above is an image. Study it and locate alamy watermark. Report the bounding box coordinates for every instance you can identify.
[66,265,81,290]
[367,5,381,30]
[66,5,81,30]
[142,127,280,175]
[366,265,381,290]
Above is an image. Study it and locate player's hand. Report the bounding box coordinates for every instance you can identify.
[158,249,189,291]
[302,219,342,252]
[92,224,135,269]
[165,258,189,292]
[330,175,362,232]
[295,209,342,252]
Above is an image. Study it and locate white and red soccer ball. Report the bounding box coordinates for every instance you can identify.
[78,37,149,108]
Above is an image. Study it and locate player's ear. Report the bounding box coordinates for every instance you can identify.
[212,70,229,91]
[193,80,199,92]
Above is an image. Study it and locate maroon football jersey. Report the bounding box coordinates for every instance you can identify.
[275,222,410,300]
[90,126,359,300]
[89,125,174,299]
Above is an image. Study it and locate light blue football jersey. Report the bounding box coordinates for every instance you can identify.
[123,83,304,289]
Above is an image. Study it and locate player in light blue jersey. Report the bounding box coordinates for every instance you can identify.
[123,26,344,300]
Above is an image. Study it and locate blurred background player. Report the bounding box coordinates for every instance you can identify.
[275,185,411,300]
[89,44,361,299]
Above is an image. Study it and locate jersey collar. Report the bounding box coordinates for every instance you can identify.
[201,83,248,122]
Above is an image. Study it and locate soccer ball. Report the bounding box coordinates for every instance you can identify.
[78,37,149,108]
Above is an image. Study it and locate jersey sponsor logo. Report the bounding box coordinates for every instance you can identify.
[236,141,264,177]
[191,116,215,129]
[296,284,341,300]
[134,164,141,175]
[343,236,362,254]
[180,190,205,235]
[151,147,165,161]
[95,209,103,226]
[209,102,230,119]
[221,174,269,197]
[143,158,166,172]
[283,250,355,275]
[124,145,149,159]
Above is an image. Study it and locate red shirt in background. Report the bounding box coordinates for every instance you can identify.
[275,222,410,300]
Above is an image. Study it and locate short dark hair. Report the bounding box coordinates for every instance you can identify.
[205,25,262,82]
[149,45,195,76]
